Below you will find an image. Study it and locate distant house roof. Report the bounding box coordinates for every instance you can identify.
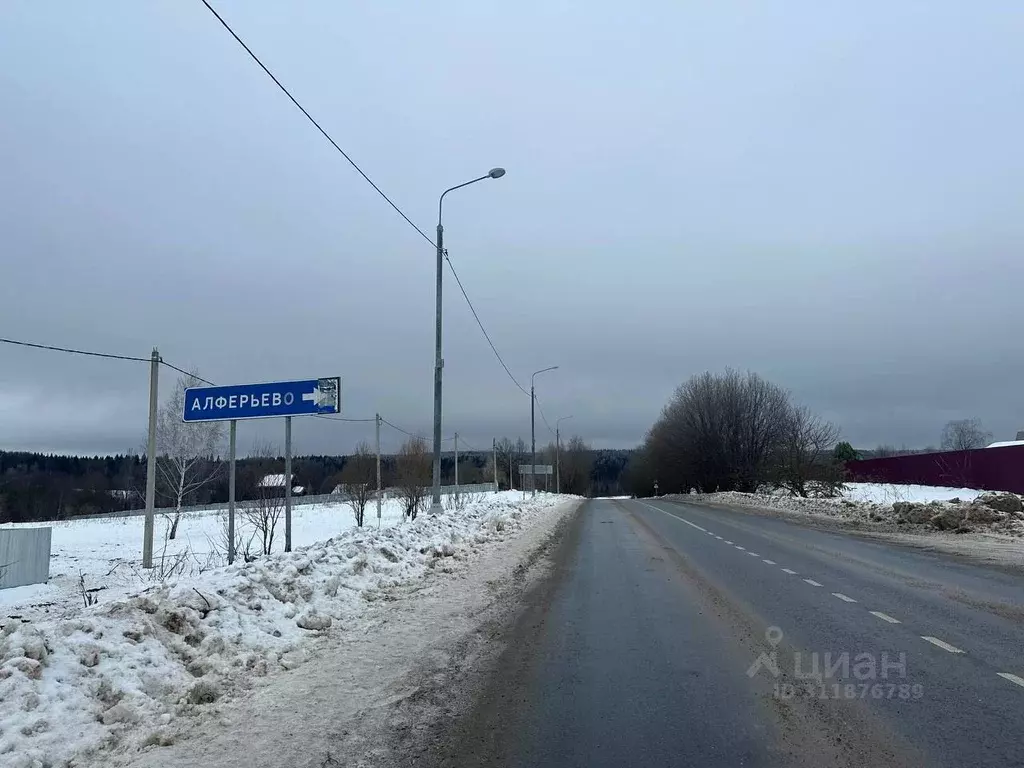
[258,473,304,494]
[258,473,291,487]
[987,440,1024,449]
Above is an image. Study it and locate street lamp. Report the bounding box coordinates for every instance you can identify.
[531,366,559,498]
[556,415,573,494]
[430,167,506,515]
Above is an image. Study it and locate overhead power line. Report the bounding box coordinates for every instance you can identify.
[159,360,215,386]
[444,252,530,397]
[313,414,377,423]
[380,417,417,437]
[0,336,151,363]
[534,394,556,436]
[198,0,433,248]
[0,336,215,386]
[198,1,532,401]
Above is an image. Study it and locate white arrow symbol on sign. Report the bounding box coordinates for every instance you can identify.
[302,385,334,409]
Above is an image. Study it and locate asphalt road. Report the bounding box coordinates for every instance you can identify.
[426,498,1024,768]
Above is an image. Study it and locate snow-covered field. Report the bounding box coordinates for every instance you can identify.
[0,492,572,768]
[0,496,466,622]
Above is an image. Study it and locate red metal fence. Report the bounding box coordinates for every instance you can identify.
[846,444,1024,494]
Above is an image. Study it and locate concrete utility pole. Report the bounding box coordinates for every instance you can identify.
[556,415,573,495]
[430,167,506,515]
[376,413,382,528]
[228,420,236,564]
[142,347,159,569]
[284,416,292,552]
[493,438,498,492]
[454,432,459,490]
[531,366,558,498]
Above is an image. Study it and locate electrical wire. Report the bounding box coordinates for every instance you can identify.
[198,0,434,248]
[314,414,378,423]
[198,0,534,402]
[0,337,151,363]
[455,437,483,452]
[380,417,417,437]
[533,394,556,436]
[444,251,530,397]
[0,336,216,388]
[159,360,215,386]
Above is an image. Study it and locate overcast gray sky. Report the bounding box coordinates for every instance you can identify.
[2,1,1023,457]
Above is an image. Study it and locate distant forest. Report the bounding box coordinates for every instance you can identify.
[0,446,633,523]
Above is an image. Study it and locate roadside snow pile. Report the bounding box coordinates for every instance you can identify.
[677,485,1024,537]
[842,483,985,505]
[0,492,569,767]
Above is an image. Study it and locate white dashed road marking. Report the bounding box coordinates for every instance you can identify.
[870,611,901,624]
[762,559,776,565]
[748,552,760,557]
[781,568,798,575]
[636,501,707,533]
[922,636,964,654]
[803,579,823,587]
[832,593,857,603]
[725,541,734,545]
[715,536,723,540]
[735,545,745,551]
[998,673,1024,689]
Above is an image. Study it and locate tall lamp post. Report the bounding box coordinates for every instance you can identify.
[556,415,573,494]
[430,167,506,515]
[531,366,559,497]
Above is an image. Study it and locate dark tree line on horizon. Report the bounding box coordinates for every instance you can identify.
[0,443,633,523]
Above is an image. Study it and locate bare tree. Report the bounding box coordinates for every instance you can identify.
[643,370,791,494]
[340,442,375,527]
[774,406,842,497]
[396,437,430,520]
[940,419,992,451]
[154,372,225,539]
[239,440,283,556]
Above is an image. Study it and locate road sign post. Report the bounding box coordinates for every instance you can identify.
[519,464,553,497]
[376,413,382,528]
[228,420,236,564]
[285,416,292,552]
[182,376,340,558]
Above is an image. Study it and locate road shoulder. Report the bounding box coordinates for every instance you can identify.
[666,495,1024,572]
[106,498,582,768]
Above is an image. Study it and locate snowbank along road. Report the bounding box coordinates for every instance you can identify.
[0,493,580,768]
[426,498,1024,768]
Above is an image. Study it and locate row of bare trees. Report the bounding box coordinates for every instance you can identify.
[630,370,842,497]
[336,436,433,523]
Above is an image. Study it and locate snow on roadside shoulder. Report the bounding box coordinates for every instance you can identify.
[842,483,984,505]
[676,483,1024,537]
[0,492,570,768]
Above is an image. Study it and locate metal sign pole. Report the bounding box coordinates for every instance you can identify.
[228,419,236,565]
[284,416,292,552]
[142,347,159,569]
[375,413,382,528]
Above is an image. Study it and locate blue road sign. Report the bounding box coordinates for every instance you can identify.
[183,377,341,422]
